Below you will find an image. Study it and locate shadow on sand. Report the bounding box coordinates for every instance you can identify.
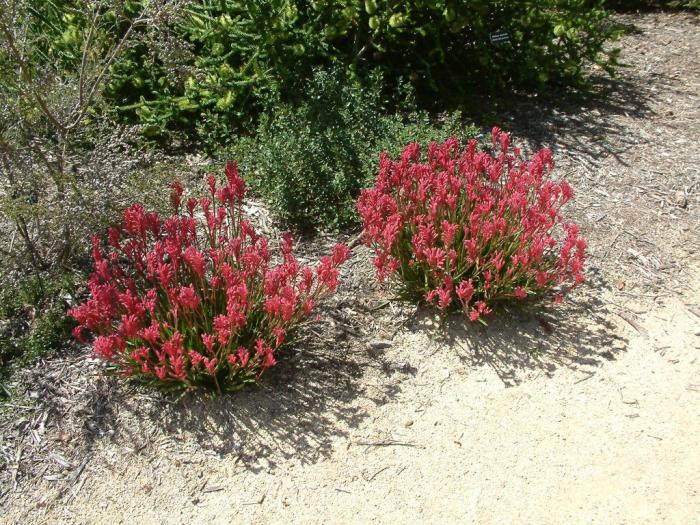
[70,325,389,472]
[406,274,628,387]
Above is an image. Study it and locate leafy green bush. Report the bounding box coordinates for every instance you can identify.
[233,68,477,230]
[314,0,623,96]
[30,1,621,146]
[105,0,329,147]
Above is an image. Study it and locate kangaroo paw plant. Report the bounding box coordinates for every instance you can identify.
[70,161,349,392]
[357,129,586,321]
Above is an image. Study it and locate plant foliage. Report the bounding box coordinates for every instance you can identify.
[28,0,623,144]
[70,163,349,392]
[357,130,586,320]
[234,67,477,230]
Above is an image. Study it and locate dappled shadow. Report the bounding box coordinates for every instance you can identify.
[405,275,627,387]
[485,73,658,167]
[138,340,382,471]
[68,310,397,473]
[7,263,629,486]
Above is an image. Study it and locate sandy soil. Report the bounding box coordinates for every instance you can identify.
[2,12,699,525]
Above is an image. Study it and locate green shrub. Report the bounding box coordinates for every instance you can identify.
[28,1,621,146]
[314,0,623,97]
[105,0,329,147]
[233,68,477,231]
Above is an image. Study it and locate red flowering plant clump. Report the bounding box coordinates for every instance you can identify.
[357,129,586,322]
[70,161,349,392]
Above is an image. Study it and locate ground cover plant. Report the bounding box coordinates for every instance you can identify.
[357,129,586,321]
[69,162,349,392]
[0,271,81,384]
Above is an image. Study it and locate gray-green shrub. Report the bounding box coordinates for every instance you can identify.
[233,68,477,230]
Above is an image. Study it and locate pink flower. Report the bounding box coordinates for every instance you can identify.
[163,332,185,359]
[281,232,294,256]
[203,357,218,375]
[441,220,459,247]
[332,243,350,265]
[536,271,550,288]
[224,160,245,202]
[514,287,528,299]
[317,256,340,292]
[357,134,583,320]
[170,181,184,212]
[262,351,276,368]
[273,327,285,348]
[300,266,314,293]
[424,247,446,270]
[177,285,200,310]
[302,298,315,315]
[140,320,160,345]
[437,287,452,309]
[72,326,85,343]
[93,335,123,360]
[456,280,475,305]
[254,339,277,369]
[213,315,231,344]
[183,246,206,277]
[237,347,250,367]
[189,351,204,368]
[119,314,141,339]
[107,227,120,249]
[202,333,215,353]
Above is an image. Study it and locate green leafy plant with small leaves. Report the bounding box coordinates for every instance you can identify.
[233,68,477,231]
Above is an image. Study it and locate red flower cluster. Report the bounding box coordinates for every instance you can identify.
[357,130,585,321]
[71,161,349,392]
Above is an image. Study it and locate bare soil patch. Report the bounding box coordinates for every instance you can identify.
[1,12,699,524]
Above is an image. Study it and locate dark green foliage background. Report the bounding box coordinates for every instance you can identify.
[30,1,623,147]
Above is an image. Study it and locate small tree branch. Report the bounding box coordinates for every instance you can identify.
[0,15,68,135]
[78,6,100,109]
[68,2,171,130]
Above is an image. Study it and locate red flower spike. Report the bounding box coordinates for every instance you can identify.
[170,182,184,213]
[332,243,350,266]
[358,135,585,320]
[70,162,346,392]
